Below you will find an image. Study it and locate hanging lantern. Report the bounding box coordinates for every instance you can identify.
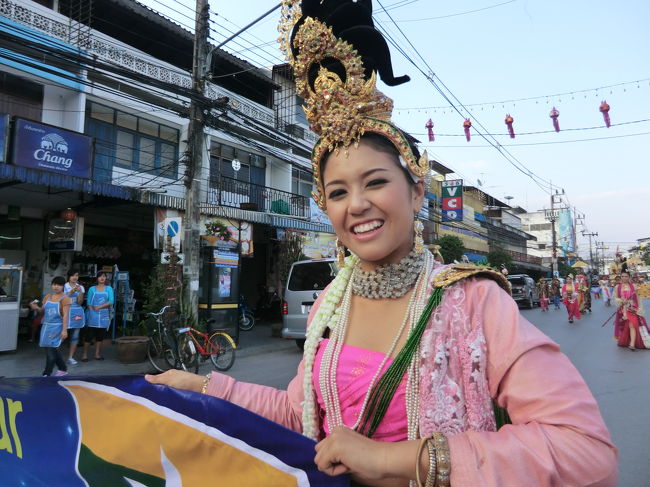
[599,100,611,128]
[60,208,77,222]
[425,118,434,142]
[463,118,472,142]
[549,107,560,132]
[504,114,515,138]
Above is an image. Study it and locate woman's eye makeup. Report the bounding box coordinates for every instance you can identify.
[367,178,388,186]
[328,188,346,199]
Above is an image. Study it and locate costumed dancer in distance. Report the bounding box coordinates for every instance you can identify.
[562,275,581,323]
[64,267,86,365]
[550,275,562,310]
[537,277,549,312]
[574,271,588,313]
[600,278,612,307]
[146,1,617,485]
[81,270,114,361]
[613,271,650,351]
[29,276,69,376]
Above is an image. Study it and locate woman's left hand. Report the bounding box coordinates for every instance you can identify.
[61,329,68,340]
[314,426,387,480]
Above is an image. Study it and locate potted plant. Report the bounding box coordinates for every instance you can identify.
[115,319,150,364]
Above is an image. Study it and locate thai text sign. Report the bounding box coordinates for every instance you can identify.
[441,179,463,222]
[0,375,348,486]
[12,119,92,178]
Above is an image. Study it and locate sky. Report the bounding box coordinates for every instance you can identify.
[138,0,650,256]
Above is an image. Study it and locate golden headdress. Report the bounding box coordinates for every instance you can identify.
[278,0,429,209]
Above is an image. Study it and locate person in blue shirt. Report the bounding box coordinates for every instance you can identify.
[81,271,114,361]
[29,276,70,376]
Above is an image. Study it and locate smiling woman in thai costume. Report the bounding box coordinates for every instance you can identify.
[146,1,617,485]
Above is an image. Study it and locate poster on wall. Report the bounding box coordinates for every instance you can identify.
[309,198,332,226]
[12,119,92,178]
[201,217,254,256]
[0,113,9,163]
[301,231,336,260]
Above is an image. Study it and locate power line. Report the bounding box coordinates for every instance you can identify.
[385,0,516,23]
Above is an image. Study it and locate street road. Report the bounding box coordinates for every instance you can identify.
[219,297,649,486]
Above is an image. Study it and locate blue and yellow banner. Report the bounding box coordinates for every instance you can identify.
[0,375,349,486]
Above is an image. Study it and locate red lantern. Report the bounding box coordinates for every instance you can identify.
[425,118,434,142]
[504,114,515,139]
[549,107,560,132]
[599,101,611,128]
[463,118,472,142]
[61,208,77,222]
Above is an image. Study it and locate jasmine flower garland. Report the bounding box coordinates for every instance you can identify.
[302,253,358,440]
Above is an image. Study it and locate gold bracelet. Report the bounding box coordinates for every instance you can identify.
[424,438,437,487]
[200,373,212,394]
[432,432,451,487]
[415,437,428,487]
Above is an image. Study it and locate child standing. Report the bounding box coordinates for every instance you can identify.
[30,276,70,376]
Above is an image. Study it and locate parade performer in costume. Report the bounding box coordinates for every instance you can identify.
[147,2,616,485]
[562,275,581,323]
[537,277,549,311]
[29,276,69,376]
[600,278,612,307]
[550,275,561,309]
[613,272,650,350]
[574,271,588,313]
[81,271,113,361]
[64,268,85,365]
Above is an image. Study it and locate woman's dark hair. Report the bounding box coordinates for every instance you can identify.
[96,270,106,280]
[321,132,420,186]
[67,267,80,280]
[51,276,66,286]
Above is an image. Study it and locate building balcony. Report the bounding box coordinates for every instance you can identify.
[206,176,310,220]
[506,249,543,266]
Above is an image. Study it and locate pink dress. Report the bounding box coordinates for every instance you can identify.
[615,283,649,348]
[313,339,408,441]
[562,282,581,321]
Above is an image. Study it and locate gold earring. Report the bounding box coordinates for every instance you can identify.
[336,238,346,267]
[414,217,425,254]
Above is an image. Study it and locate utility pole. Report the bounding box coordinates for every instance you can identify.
[582,230,598,271]
[545,189,564,277]
[183,0,210,312]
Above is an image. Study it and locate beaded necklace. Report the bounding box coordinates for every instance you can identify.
[319,252,433,435]
[351,249,425,299]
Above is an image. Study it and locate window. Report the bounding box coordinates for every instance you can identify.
[0,72,42,121]
[85,102,180,179]
[292,167,312,198]
[209,142,265,188]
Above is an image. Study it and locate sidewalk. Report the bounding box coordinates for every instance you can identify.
[0,321,294,378]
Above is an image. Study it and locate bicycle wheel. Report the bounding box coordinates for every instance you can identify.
[147,333,174,373]
[208,332,236,371]
[177,334,199,373]
[238,311,255,331]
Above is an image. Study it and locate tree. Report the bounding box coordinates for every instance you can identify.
[487,247,513,270]
[434,235,465,264]
[278,230,307,289]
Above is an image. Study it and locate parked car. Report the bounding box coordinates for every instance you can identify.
[507,274,539,308]
[281,258,339,349]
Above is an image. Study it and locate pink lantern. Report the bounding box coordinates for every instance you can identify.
[599,101,611,128]
[60,208,77,222]
[425,118,434,142]
[504,114,515,139]
[549,107,560,132]
[463,118,472,142]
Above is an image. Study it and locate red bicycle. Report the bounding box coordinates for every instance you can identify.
[176,326,236,372]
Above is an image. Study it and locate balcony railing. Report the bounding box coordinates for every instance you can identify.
[207,176,310,219]
[506,249,543,265]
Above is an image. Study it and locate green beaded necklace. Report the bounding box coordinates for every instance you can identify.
[357,286,444,438]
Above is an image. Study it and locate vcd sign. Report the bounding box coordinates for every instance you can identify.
[12,119,92,178]
[441,179,463,222]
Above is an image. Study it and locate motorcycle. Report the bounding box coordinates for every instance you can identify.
[239,294,256,331]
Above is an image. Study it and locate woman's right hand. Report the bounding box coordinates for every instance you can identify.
[145,369,206,393]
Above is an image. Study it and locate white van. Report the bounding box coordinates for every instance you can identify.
[281,259,338,349]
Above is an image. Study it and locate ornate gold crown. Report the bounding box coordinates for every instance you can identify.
[278,0,429,209]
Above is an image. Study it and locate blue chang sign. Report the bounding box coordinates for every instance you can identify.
[12,119,92,178]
